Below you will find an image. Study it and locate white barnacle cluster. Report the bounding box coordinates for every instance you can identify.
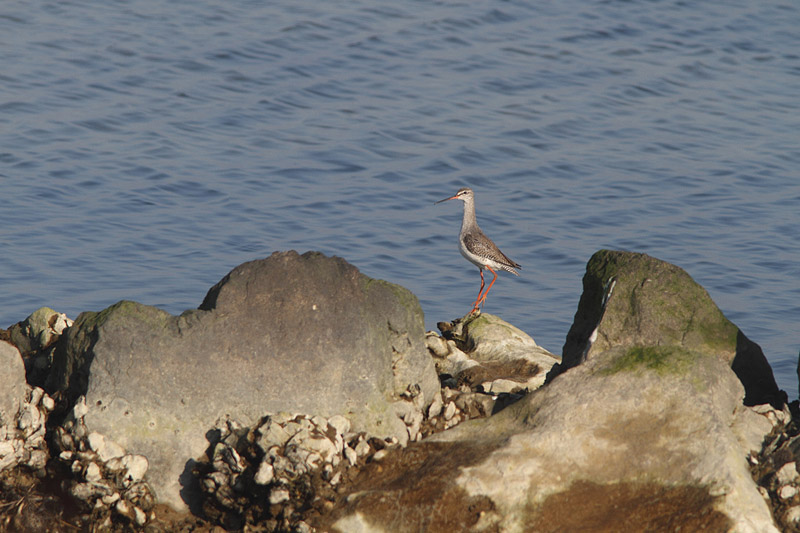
[54,396,153,528]
[0,386,54,475]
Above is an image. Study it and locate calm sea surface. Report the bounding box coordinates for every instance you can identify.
[2,0,798,393]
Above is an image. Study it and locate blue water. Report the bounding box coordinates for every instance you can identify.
[2,0,799,394]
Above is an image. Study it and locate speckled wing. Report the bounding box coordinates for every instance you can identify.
[462,231,521,274]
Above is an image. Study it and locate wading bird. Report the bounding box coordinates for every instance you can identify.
[435,187,521,314]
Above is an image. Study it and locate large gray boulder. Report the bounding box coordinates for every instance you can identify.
[331,345,779,532]
[48,251,439,510]
[558,249,785,407]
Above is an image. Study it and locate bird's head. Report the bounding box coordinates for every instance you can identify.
[435,187,474,204]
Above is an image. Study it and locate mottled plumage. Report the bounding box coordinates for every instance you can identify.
[435,187,521,312]
[461,231,520,275]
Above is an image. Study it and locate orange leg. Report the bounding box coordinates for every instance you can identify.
[475,266,499,310]
[471,269,486,311]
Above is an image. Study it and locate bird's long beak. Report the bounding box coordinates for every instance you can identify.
[435,194,457,205]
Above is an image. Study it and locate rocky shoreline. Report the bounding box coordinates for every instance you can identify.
[1,249,798,532]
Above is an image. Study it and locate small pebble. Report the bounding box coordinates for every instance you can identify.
[779,485,798,500]
[70,482,95,502]
[122,454,149,484]
[73,398,89,419]
[255,461,274,485]
[29,388,44,407]
[269,489,290,504]
[102,492,121,506]
[443,401,457,421]
[41,395,55,412]
[445,414,461,429]
[428,394,444,418]
[425,333,450,357]
[354,439,371,457]
[776,462,799,486]
[344,445,358,466]
[784,506,800,525]
[295,520,313,533]
[133,506,147,526]
[116,499,131,517]
[52,313,73,334]
[18,407,42,432]
[27,449,48,471]
[372,449,388,462]
[85,462,102,482]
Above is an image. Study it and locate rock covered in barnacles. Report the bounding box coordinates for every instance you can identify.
[88,431,126,462]
[0,372,54,476]
[106,454,149,486]
[195,412,399,532]
[53,395,154,527]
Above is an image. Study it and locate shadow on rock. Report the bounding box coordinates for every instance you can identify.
[734,330,787,409]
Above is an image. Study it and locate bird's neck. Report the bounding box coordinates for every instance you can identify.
[460,199,478,233]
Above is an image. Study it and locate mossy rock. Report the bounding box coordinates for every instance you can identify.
[563,250,737,366]
[461,313,538,357]
[8,307,61,354]
[598,345,698,377]
[559,250,784,408]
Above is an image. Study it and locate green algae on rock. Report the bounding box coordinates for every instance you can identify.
[559,249,784,407]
